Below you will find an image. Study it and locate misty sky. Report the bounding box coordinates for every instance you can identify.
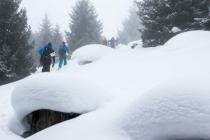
[21,0,133,39]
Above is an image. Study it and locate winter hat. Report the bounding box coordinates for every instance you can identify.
[48,42,52,46]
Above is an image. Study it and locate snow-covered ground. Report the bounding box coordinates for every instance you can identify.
[1,31,210,140]
[117,40,143,50]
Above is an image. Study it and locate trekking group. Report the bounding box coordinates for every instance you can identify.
[39,37,118,72]
[39,41,70,72]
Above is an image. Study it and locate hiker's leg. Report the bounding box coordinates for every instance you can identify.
[58,57,62,68]
[58,57,64,69]
[42,64,47,72]
[42,64,50,72]
[45,64,51,72]
[64,56,67,66]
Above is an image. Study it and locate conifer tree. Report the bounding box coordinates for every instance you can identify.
[137,0,210,47]
[32,15,53,66]
[66,0,103,51]
[0,0,35,84]
[36,14,53,47]
[118,4,143,44]
[52,24,63,49]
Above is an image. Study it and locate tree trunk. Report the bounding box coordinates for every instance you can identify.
[23,110,80,137]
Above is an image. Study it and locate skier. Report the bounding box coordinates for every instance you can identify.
[39,42,55,72]
[58,41,70,69]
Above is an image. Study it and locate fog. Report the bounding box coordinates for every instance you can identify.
[21,0,133,38]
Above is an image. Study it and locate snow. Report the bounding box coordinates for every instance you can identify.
[123,77,210,140]
[164,30,210,50]
[10,73,113,134]
[171,26,182,33]
[126,40,143,49]
[0,31,210,140]
[71,44,114,65]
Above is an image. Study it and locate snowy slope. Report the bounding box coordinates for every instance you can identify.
[0,31,210,140]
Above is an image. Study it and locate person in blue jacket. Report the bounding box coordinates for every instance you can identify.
[58,41,70,69]
[39,42,55,72]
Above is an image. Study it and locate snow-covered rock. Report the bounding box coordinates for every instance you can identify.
[127,40,143,49]
[117,40,143,50]
[10,73,112,135]
[71,44,113,65]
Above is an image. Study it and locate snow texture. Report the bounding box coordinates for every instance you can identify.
[71,44,114,65]
[11,73,113,134]
[1,31,210,140]
[127,40,143,49]
[123,77,210,140]
[164,30,210,50]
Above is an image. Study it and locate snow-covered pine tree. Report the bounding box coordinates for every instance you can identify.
[52,24,63,50]
[190,0,210,30]
[66,0,103,51]
[118,3,143,44]
[32,15,54,66]
[137,0,210,47]
[0,0,35,85]
[0,44,13,84]
[36,14,53,48]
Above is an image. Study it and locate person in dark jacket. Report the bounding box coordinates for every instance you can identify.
[109,37,116,48]
[58,41,70,69]
[102,36,108,46]
[39,42,55,72]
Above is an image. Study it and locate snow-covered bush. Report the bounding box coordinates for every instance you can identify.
[128,40,143,49]
[116,40,142,50]
[71,44,113,65]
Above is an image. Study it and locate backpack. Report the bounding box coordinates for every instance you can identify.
[59,45,67,56]
[40,46,54,64]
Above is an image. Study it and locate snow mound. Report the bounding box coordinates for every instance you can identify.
[71,44,113,65]
[11,73,112,134]
[117,40,143,50]
[127,40,143,49]
[123,76,210,140]
[164,31,210,50]
[171,27,182,33]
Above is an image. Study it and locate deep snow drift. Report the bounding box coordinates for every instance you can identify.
[1,31,210,140]
[71,44,114,65]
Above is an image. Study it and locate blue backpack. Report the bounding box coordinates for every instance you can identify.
[39,47,45,56]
